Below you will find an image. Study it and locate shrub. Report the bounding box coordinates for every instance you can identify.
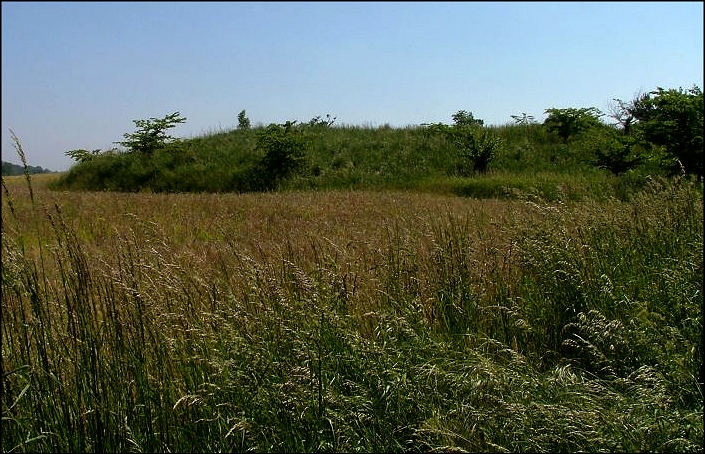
[576,126,644,175]
[452,110,484,127]
[629,85,703,179]
[247,121,306,191]
[450,126,503,174]
[307,114,336,128]
[544,107,604,143]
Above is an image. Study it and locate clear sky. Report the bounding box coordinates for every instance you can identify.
[2,1,703,172]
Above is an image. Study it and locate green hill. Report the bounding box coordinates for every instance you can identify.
[47,121,665,201]
[48,85,704,199]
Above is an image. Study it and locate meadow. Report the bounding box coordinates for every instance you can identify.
[2,162,702,452]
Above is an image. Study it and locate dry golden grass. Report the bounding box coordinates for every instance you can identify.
[3,174,546,334]
[3,172,702,452]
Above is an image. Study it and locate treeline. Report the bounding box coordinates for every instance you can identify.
[49,85,703,197]
[2,160,53,176]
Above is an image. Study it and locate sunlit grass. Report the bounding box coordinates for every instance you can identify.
[2,161,702,452]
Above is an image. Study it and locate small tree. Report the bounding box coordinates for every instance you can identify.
[451,126,502,174]
[250,121,306,190]
[627,85,703,179]
[510,112,536,126]
[452,110,484,127]
[543,107,603,142]
[307,113,336,128]
[607,93,650,136]
[579,126,643,175]
[115,111,186,155]
[65,148,101,163]
[237,110,251,130]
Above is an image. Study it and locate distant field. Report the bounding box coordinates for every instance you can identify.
[2,173,703,452]
[2,172,60,185]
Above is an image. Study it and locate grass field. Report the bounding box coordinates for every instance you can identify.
[2,171,703,452]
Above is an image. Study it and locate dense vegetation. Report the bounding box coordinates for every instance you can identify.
[2,84,703,452]
[51,85,703,199]
[3,171,702,453]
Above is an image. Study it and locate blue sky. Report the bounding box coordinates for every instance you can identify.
[2,1,703,171]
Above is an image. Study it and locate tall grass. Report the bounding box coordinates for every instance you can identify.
[2,152,703,451]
